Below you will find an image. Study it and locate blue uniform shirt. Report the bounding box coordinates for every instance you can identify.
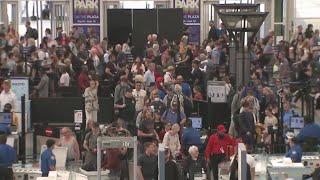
[182,127,202,150]
[285,144,302,163]
[181,83,192,97]
[41,148,56,175]
[0,144,16,167]
[296,123,320,143]
[0,124,11,135]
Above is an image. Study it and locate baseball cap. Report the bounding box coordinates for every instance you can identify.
[125,87,133,93]
[217,124,226,133]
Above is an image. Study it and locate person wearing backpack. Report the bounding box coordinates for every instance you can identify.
[229,85,243,137]
[25,21,38,40]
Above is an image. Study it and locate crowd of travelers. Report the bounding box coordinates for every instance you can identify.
[0,19,320,180]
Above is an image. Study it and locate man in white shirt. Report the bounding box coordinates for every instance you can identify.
[0,80,17,112]
[103,50,110,63]
[59,68,70,87]
[143,63,156,88]
[132,81,146,112]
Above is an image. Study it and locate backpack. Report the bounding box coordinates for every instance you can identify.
[227,87,236,106]
[233,109,241,134]
[31,28,38,40]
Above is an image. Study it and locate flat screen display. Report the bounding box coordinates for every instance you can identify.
[290,117,304,129]
[189,117,202,129]
[0,112,12,124]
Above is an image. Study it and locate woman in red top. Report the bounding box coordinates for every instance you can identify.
[60,31,69,46]
[205,125,237,180]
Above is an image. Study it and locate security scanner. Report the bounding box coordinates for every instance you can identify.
[96,136,138,180]
[302,155,320,168]
[14,165,42,180]
[267,156,314,179]
[78,168,109,180]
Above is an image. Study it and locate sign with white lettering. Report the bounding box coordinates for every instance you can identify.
[74,110,83,123]
[73,0,100,24]
[100,137,135,148]
[207,81,226,103]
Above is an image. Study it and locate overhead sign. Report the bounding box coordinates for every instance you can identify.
[174,0,200,44]
[207,81,226,103]
[73,0,100,24]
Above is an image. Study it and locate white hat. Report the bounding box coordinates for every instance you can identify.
[0,22,4,25]
[286,132,295,139]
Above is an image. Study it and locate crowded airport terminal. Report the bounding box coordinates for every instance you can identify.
[0,0,320,179]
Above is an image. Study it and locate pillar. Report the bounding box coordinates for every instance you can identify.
[255,0,272,37]
[285,0,294,41]
[200,0,219,43]
[0,1,9,25]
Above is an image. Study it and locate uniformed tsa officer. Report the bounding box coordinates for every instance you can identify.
[285,137,302,163]
[0,131,17,180]
[41,139,56,176]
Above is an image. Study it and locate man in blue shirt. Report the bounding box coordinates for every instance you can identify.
[285,137,302,163]
[182,119,202,153]
[176,75,192,98]
[296,116,320,144]
[41,139,56,177]
[0,131,16,179]
[162,101,186,125]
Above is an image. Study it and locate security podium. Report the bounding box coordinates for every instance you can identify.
[97,136,138,180]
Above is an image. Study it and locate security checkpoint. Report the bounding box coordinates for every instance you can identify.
[96,136,138,180]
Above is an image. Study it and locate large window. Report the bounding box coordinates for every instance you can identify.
[295,0,320,29]
[120,1,154,9]
[295,0,320,18]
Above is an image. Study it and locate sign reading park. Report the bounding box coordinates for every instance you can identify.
[73,0,100,24]
[174,0,200,44]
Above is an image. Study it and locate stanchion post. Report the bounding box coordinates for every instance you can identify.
[20,95,26,165]
[158,143,165,180]
[97,136,102,180]
[133,136,137,180]
[238,143,247,180]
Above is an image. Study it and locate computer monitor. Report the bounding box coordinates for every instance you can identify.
[290,117,304,129]
[189,117,202,129]
[0,112,12,124]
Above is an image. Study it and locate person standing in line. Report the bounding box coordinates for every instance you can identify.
[35,69,49,97]
[82,122,100,171]
[59,67,70,87]
[78,65,90,94]
[0,80,17,112]
[41,139,56,177]
[84,79,99,125]
[205,125,237,180]
[137,142,158,180]
[0,131,16,180]
[56,127,80,167]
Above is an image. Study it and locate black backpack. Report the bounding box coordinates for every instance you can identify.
[233,109,241,134]
[31,28,38,40]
